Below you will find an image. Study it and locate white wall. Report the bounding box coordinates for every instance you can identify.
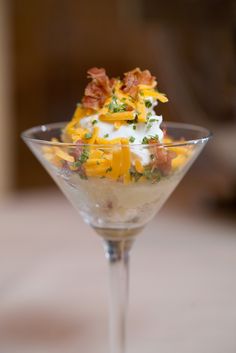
[0,0,13,197]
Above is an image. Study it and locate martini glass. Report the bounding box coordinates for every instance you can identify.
[22,122,211,353]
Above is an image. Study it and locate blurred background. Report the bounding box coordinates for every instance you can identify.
[0,0,236,352]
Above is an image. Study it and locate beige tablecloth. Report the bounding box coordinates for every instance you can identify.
[0,190,235,353]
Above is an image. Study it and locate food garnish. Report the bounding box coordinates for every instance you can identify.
[44,67,191,183]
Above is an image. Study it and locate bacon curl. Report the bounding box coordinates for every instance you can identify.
[82,67,113,110]
[122,68,156,98]
[150,143,176,176]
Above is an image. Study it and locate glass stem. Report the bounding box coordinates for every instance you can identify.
[104,239,134,353]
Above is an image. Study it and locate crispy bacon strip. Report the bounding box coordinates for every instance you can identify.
[82,67,157,109]
[122,68,157,98]
[82,96,100,111]
[82,67,113,110]
[149,141,176,176]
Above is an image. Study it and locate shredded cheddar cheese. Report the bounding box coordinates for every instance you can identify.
[120,138,131,177]
[114,121,123,130]
[170,146,189,156]
[53,147,75,163]
[172,155,187,170]
[135,159,144,173]
[141,89,168,103]
[100,112,135,121]
[43,67,185,184]
[96,137,121,145]
[110,148,122,180]
[136,100,146,122]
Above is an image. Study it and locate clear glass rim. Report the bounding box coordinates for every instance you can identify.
[21,121,212,147]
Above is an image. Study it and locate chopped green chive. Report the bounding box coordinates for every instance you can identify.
[154,134,159,140]
[104,133,109,138]
[149,118,158,123]
[142,135,159,144]
[143,167,161,182]
[108,95,127,113]
[129,136,135,143]
[92,120,97,125]
[133,125,137,130]
[85,133,92,139]
[142,137,149,144]
[145,100,152,108]
[81,148,89,162]
[74,147,89,167]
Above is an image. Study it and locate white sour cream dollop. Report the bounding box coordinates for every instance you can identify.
[79,98,163,165]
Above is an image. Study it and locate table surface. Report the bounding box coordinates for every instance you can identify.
[0,190,235,353]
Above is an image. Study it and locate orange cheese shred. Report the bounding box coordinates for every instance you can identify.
[135,159,144,173]
[86,165,110,177]
[89,149,104,159]
[110,148,122,180]
[120,138,131,182]
[100,111,135,121]
[85,158,110,168]
[87,126,99,144]
[136,100,146,122]
[114,121,123,130]
[53,147,75,163]
[141,89,168,103]
[96,137,121,145]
